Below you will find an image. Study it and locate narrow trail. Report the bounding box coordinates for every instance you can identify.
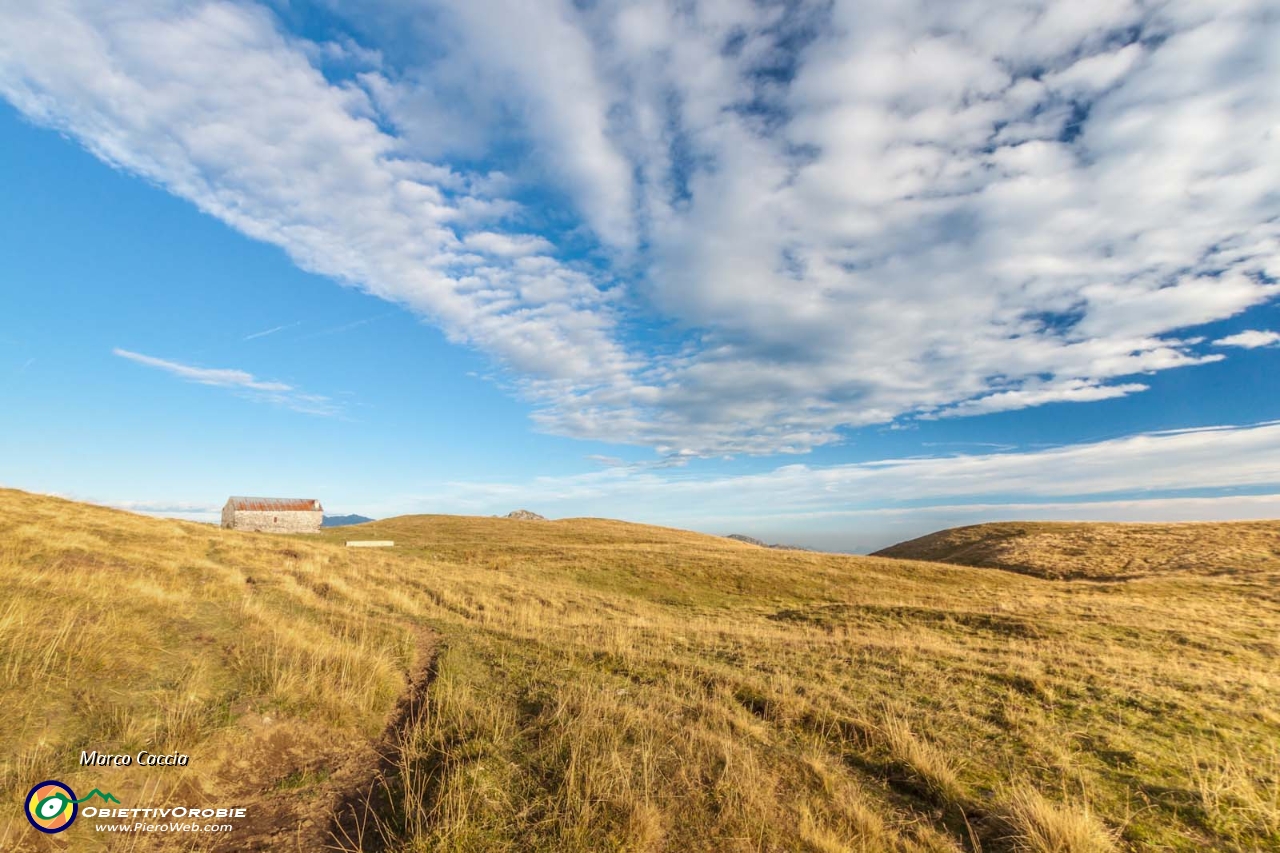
[325,626,440,852]
[209,626,440,853]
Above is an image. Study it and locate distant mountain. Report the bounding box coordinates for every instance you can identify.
[322,514,374,528]
[504,509,548,521]
[726,533,811,551]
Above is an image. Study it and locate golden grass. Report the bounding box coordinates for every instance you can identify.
[1,490,1279,851]
[1187,744,1280,841]
[872,520,1280,580]
[879,711,964,802]
[1003,786,1117,853]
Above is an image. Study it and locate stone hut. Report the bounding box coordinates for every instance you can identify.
[221,497,323,533]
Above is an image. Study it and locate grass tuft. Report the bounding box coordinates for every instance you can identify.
[1004,786,1117,853]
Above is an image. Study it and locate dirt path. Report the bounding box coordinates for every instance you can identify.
[325,627,439,851]
[210,626,440,853]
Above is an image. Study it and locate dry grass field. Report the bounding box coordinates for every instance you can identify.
[872,521,1280,581]
[1,488,1277,852]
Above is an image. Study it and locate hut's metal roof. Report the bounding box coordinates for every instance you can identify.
[225,497,322,512]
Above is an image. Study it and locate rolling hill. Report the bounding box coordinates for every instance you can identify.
[1,488,1277,852]
[872,520,1280,580]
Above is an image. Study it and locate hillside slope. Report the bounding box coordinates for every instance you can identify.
[872,520,1280,580]
[0,489,424,852]
[2,490,1278,852]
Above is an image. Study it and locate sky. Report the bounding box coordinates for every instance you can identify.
[1,0,1278,552]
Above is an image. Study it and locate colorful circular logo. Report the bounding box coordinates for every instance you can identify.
[24,780,78,834]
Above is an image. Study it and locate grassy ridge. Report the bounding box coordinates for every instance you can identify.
[872,520,1280,581]
[1,491,1278,851]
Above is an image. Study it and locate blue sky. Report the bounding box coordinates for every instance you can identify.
[1,0,1278,552]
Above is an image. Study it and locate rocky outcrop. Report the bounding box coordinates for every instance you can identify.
[505,509,548,521]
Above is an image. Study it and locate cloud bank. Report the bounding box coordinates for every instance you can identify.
[406,419,1280,510]
[383,420,1280,549]
[3,1,1278,454]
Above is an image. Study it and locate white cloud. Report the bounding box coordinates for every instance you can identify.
[431,0,638,249]
[2,1,1278,455]
[114,348,289,392]
[928,380,1150,418]
[463,231,555,258]
[1214,329,1280,349]
[113,348,338,415]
